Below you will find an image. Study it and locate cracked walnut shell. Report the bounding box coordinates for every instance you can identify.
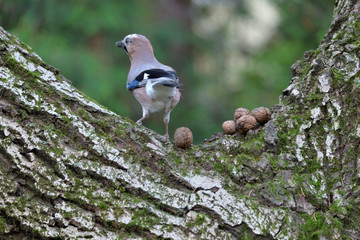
[222,120,236,135]
[251,107,271,124]
[234,107,250,121]
[236,115,257,133]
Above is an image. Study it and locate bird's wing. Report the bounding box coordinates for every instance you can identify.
[127,68,180,90]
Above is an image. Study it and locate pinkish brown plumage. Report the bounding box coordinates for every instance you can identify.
[116,34,181,140]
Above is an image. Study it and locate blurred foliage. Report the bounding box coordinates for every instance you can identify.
[229,0,334,113]
[0,0,333,143]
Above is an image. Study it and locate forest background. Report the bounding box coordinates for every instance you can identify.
[0,0,333,143]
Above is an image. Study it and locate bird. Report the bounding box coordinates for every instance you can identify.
[116,34,181,140]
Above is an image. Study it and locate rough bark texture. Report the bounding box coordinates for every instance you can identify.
[0,0,360,239]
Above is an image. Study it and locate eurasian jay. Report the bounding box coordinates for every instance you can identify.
[116,34,181,140]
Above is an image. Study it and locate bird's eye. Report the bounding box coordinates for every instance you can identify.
[125,37,131,45]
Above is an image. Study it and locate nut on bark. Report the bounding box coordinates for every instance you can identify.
[234,108,250,121]
[251,107,271,124]
[174,127,193,148]
[222,120,237,135]
[236,115,257,133]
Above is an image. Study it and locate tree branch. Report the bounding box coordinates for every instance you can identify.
[1,1,360,238]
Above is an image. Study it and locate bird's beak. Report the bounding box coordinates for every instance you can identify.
[116,40,124,48]
[116,40,128,54]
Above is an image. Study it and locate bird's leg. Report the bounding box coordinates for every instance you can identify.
[136,108,149,125]
[164,122,169,140]
[163,111,171,140]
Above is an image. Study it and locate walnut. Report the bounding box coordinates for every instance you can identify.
[234,108,250,121]
[222,120,236,135]
[251,107,271,124]
[174,127,193,148]
[236,115,257,133]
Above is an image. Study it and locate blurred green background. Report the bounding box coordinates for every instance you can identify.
[0,0,333,143]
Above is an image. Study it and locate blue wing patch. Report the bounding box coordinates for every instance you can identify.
[127,80,140,90]
[127,69,179,91]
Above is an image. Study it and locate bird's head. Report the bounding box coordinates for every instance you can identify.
[116,34,154,60]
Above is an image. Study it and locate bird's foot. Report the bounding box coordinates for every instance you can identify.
[136,120,143,125]
[163,133,169,141]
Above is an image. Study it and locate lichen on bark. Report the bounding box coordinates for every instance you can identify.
[273,0,360,238]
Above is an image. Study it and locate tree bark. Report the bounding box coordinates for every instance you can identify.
[0,0,360,239]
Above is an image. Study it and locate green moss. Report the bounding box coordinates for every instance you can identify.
[0,216,6,233]
[329,199,347,217]
[298,210,344,240]
[15,196,28,212]
[77,108,91,122]
[194,214,206,226]
[129,208,160,230]
[49,147,64,157]
[213,159,225,173]
[63,211,73,219]
[300,62,312,76]
[3,55,41,84]
[63,192,71,199]
[269,154,281,171]
[96,118,110,130]
[239,131,266,154]
[115,125,128,138]
[99,200,109,210]
[3,55,19,70]
[60,115,73,125]
[264,181,287,204]
[345,202,360,234]
[306,88,325,104]
[18,109,30,120]
[346,19,360,46]
[330,68,344,88]
[298,213,325,240]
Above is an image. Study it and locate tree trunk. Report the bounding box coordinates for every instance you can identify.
[0,0,359,239]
